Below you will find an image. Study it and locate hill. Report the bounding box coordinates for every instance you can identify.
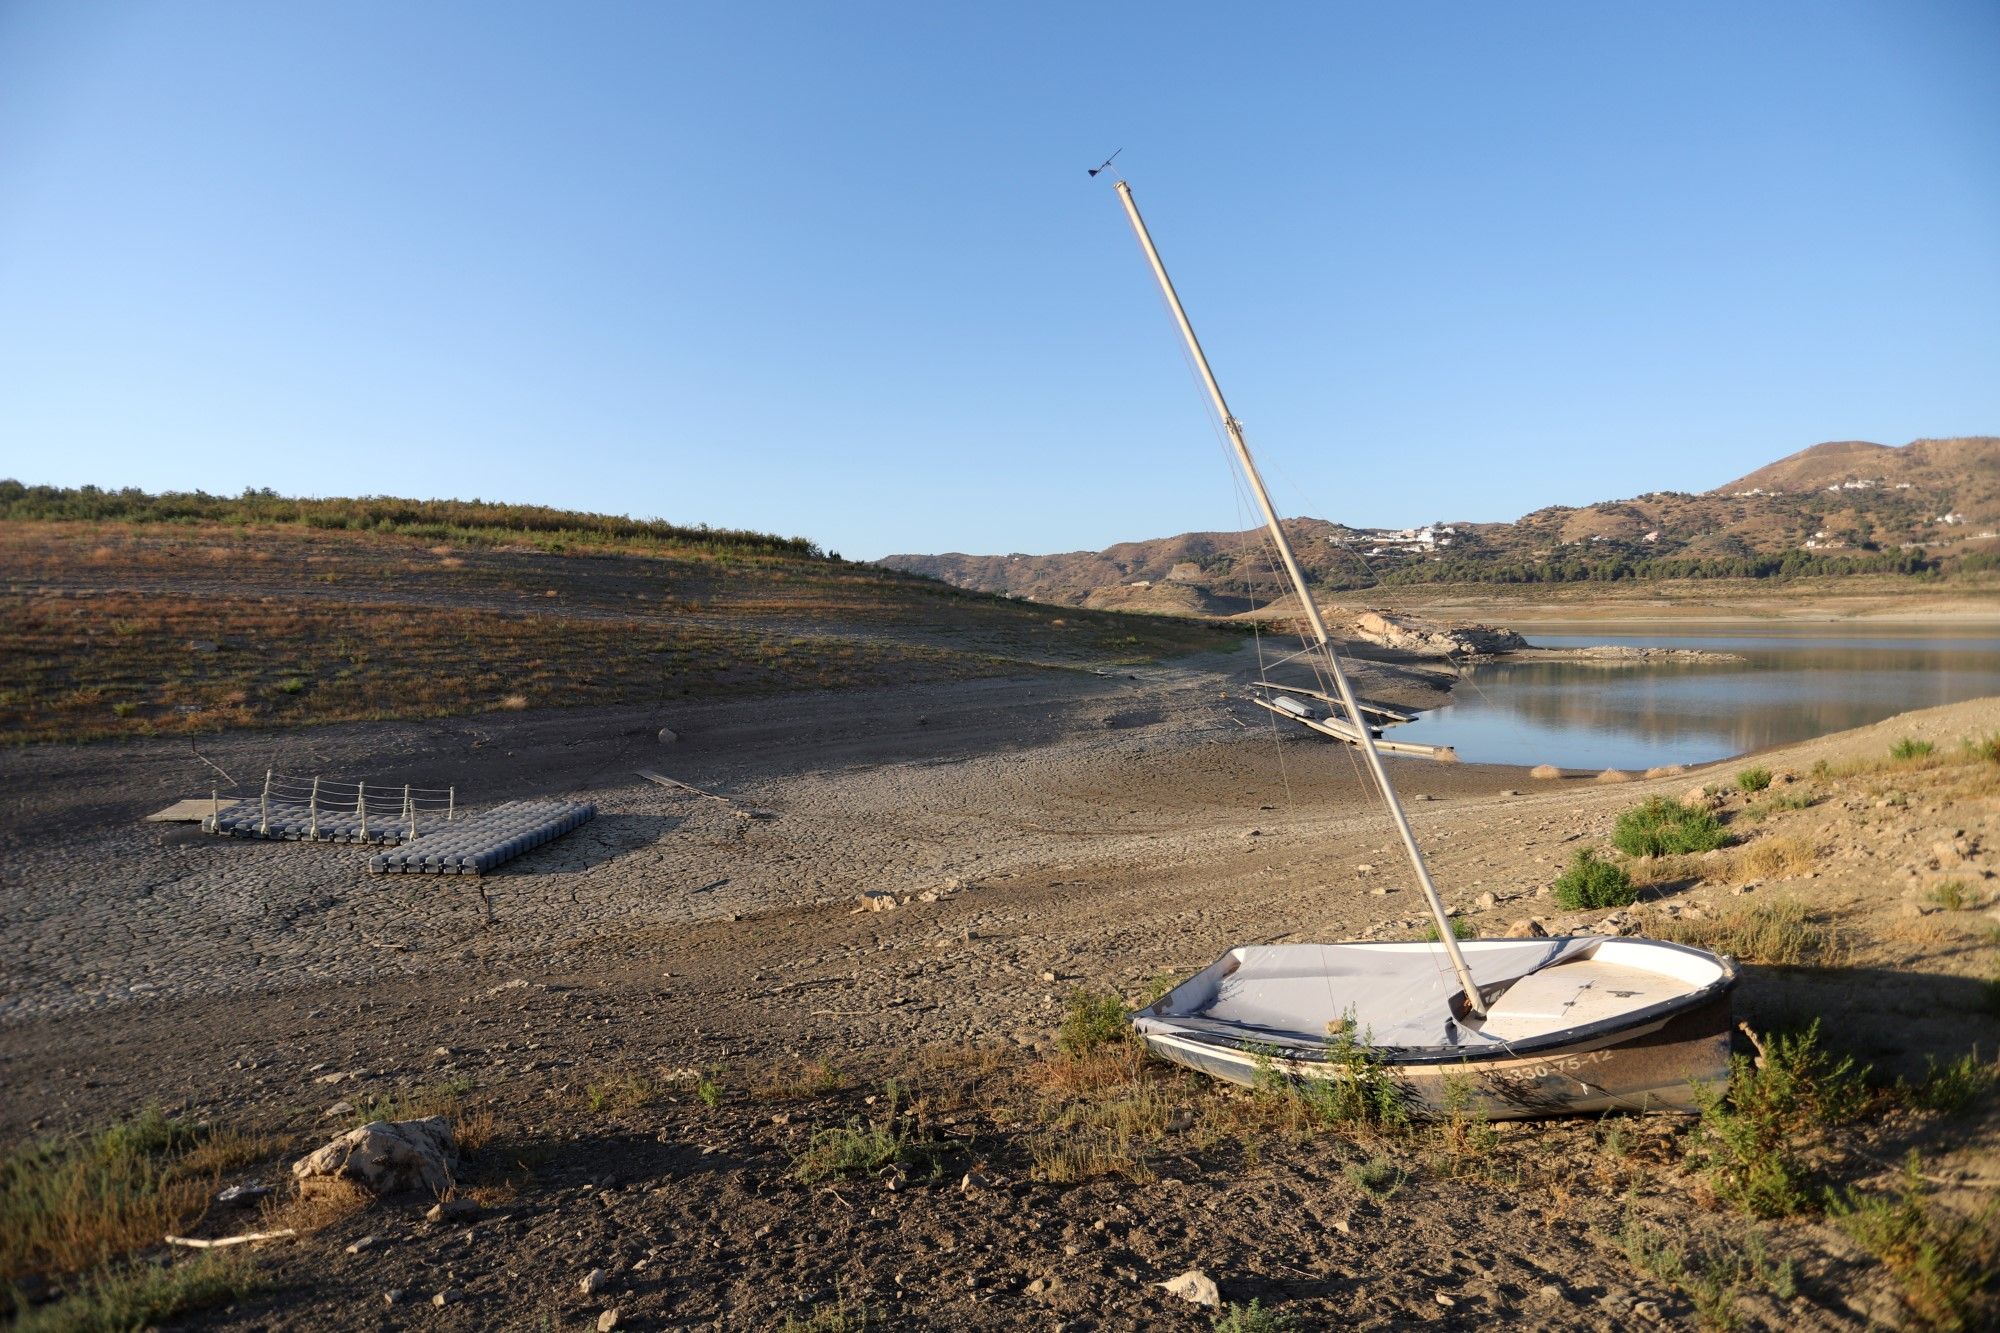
[0,485,1234,743]
[881,436,1999,606]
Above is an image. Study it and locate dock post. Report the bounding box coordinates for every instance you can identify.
[260,769,271,835]
[358,780,368,840]
[309,776,320,838]
[404,784,414,840]
[448,787,455,823]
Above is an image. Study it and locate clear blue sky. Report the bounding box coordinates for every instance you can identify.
[2,2,1995,560]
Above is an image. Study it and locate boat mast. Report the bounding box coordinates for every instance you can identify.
[1112,178,1486,1019]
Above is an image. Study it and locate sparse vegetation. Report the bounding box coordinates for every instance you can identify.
[1254,1027,1413,1133]
[792,1085,935,1184]
[695,1070,725,1110]
[585,1072,661,1113]
[1967,732,2000,764]
[0,519,1234,743]
[1418,917,1477,941]
[1612,796,1730,858]
[1552,847,1636,910]
[1927,878,1979,912]
[753,1058,846,1101]
[1430,1073,1499,1170]
[1905,1052,1997,1116]
[1213,1298,1294,1332]
[1892,736,1937,761]
[1343,1156,1406,1198]
[1829,1152,2000,1331]
[1646,898,1842,966]
[1745,788,1815,820]
[0,1108,266,1287]
[1729,832,1817,883]
[11,1254,260,1333]
[0,481,827,559]
[1736,766,1773,793]
[777,1287,877,1332]
[1056,987,1130,1057]
[1690,1022,1868,1218]
[1619,1217,1797,1332]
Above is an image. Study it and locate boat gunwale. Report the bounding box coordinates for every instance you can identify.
[1130,936,1740,1067]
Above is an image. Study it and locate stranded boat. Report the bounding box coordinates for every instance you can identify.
[1104,175,1737,1116]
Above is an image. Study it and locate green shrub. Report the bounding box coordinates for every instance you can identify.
[1690,1022,1868,1218]
[1612,797,1729,858]
[1342,1155,1406,1197]
[1905,1052,1997,1116]
[1892,736,1936,761]
[1213,1298,1295,1331]
[1968,733,2000,765]
[1736,766,1773,793]
[1928,879,1978,912]
[1418,917,1476,941]
[791,1086,935,1184]
[1552,848,1637,910]
[1057,988,1130,1057]
[1255,1027,1412,1132]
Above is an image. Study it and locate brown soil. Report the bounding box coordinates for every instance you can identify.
[2,662,1997,1330]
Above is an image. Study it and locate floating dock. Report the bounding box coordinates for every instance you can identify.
[366,799,596,875]
[204,800,420,844]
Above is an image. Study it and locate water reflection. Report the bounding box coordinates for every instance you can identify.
[1391,628,2000,769]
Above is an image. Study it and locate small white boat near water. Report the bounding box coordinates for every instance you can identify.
[1135,937,1738,1118]
[1103,173,1738,1116]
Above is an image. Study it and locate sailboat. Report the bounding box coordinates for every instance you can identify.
[1106,177,1737,1118]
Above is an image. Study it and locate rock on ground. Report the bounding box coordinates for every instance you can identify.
[292,1117,457,1196]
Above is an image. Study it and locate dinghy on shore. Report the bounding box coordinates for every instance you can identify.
[1135,937,1738,1118]
[1103,173,1737,1115]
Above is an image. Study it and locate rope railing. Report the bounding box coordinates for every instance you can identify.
[214,771,458,841]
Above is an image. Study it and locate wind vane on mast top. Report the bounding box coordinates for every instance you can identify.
[1086,148,1123,178]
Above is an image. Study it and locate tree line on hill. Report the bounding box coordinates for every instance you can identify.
[0,482,828,561]
[1372,547,1937,585]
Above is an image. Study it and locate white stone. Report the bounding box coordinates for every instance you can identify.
[293,1117,457,1196]
[1158,1270,1220,1308]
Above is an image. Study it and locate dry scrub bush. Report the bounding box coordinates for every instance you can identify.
[0,1110,268,1285]
[1645,899,1844,967]
[1830,1151,2000,1331]
[751,1057,847,1101]
[259,1178,372,1236]
[1727,833,1819,884]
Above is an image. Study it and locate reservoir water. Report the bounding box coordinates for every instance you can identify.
[1391,625,2000,771]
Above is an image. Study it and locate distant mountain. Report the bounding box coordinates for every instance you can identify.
[880,437,1998,607]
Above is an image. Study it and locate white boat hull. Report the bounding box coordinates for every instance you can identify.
[1132,937,1738,1119]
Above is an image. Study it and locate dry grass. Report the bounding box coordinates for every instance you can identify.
[584,1072,663,1113]
[1022,1048,1176,1184]
[258,1178,372,1235]
[1644,898,1846,966]
[1624,853,1699,890]
[751,1058,848,1102]
[1726,832,1820,884]
[0,1110,270,1285]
